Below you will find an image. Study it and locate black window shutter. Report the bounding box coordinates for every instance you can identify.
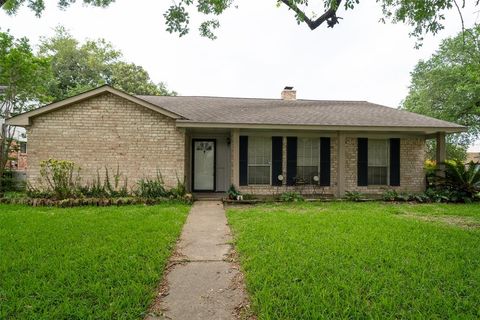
[286,137,297,186]
[320,137,331,186]
[390,138,401,186]
[357,138,368,186]
[271,137,283,186]
[239,136,248,186]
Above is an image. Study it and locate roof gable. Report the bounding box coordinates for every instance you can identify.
[6,86,184,126]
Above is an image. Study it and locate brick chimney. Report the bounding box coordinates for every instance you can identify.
[281,86,296,100]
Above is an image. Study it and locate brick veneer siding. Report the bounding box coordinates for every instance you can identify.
[344,136,426,194]
[238,136,338,196]
[26,93,185,189]
[235,135,425,196]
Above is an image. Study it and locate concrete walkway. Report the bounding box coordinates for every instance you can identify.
[147,201,247,320]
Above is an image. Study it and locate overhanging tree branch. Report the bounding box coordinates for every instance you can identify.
[279,0,343,30]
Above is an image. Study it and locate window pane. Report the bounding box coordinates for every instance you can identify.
[297,138,319,183]
[248,166,270,185]
[248,137,271,165]
[367,139,388,185]
[368,139,388,166]
[248,137,272,184]
[368,166,388,185]
[296,166,318,184]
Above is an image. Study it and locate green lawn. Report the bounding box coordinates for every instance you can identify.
[0,203,190,319]
[227,202,480,319]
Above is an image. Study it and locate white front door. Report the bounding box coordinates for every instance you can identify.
[193,140,215,191]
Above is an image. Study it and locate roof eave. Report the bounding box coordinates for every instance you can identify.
[175,121,467,133]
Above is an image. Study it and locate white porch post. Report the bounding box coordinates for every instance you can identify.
[231,128,240,187]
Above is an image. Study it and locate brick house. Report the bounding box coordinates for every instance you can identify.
[6,140,27,171]
[6,85,465,196]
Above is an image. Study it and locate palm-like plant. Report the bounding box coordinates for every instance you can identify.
[435,160,480,201]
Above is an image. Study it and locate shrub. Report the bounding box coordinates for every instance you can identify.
[344,191,364,202]
[382,189,398,202]
[242,193,257,200]
[37,159,81,199]
[0,169,16,193]
[429,160,480,203]
[135,172,168,199]
[279,191,304,202]
[169,176,187,199]
[227,184,240,200]
[104,166,129,197]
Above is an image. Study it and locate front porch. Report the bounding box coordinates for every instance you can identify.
[185,128,233,193]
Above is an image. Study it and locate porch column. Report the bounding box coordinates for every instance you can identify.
[231,128,240,187]
[436,132,446,176]
[436,132,446,163]
[336,132,346,197]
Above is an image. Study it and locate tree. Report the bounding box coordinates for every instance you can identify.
[39,27,175,100]
[0,30,52,192]
[402,25,480,159]
[110,62,177,96]
[1,0,476,43]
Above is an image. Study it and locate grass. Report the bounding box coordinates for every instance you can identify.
[0,203,190,319]
[227,202,480,319]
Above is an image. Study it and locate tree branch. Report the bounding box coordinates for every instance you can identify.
[0,0,7,8]
[280,0,343,30]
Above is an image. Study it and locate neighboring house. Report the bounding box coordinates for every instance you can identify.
[6,140,27,171]
[466,152,480,163]
[6,85,465,196]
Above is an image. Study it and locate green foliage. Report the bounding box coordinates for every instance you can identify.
[382,189,399,201]
[169,176,188,199]
[2,0,474,44]
[344,190,364,202]
[135,173,168,199]
[0,169,15,193]
[425,140,467,162]
[35,158,81,199]
[77,166,129,198]
[0,30,52,191]
[439,160,480,202]
[227,202,480,319]
[38,26,176,100]
[242,193,257,200]
[403,25,480,146]
[279,191,304,202]
[0,203,189,319]
[227,184,240,200]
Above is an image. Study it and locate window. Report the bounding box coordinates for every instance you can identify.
[368,139,389,185]
[296,138,319,184]
[19,142,27,153]
[248,136,271,184]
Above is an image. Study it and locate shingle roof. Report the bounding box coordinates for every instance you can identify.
[137,95,465,130]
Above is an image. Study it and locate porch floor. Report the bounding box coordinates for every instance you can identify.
[193,192,226,201]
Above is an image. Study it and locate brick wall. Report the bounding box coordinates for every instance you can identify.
[238,136,338,196]
[344,136,426,194]
[27,92,185,189]
[236,135,425,196]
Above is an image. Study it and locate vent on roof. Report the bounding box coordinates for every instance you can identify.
[281,86,296,100]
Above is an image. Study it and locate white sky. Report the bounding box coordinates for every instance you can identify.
[1,0,479,151]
